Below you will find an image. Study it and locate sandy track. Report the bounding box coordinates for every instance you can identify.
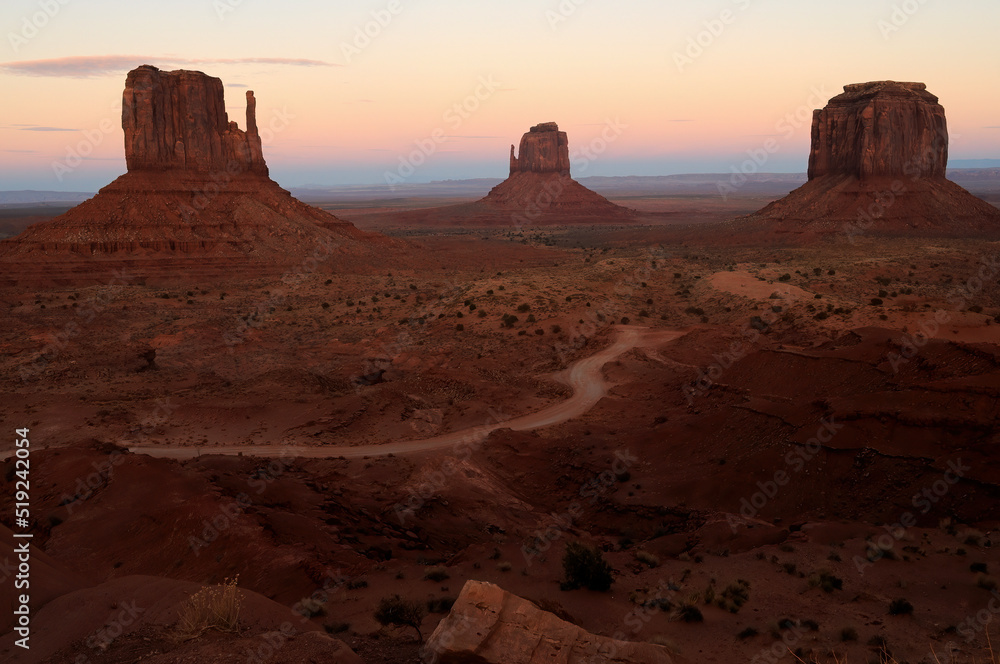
[111,325,685,460]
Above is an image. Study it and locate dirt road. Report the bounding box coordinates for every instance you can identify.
[115,325,686,460]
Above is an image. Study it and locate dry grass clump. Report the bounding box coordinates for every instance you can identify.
[177,576,243,637]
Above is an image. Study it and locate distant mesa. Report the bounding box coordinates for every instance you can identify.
[741,81,1000,237]
[0,65,392,281]
[479,122,635,223]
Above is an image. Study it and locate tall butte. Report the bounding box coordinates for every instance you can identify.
[478,122,634,223]
[0,65,392,281]
[742,81,1000,237]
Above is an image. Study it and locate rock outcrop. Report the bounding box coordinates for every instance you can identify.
[808,81,947,180]
[0,66,397,281]
[509,122,571,176]
[479,122,634,224]
[741,81,1000,237]
[423,581,673,664]
[123,65,268,175]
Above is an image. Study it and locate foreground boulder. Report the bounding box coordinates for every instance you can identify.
[423,580,673,664]
[739,81,1000,238]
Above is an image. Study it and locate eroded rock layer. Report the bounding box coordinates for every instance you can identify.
[741,81,1000,237]
[0,66,397,281]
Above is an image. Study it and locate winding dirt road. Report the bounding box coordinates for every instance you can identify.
[120,325,686,460]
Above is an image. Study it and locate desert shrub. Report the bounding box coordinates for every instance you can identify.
[501,314,518,328]
[455,324,464,331]
[423,566,450,582]
[551,324,562,333]
[676,603,703,623]
[496,561,512,572]
[347,577,368,590]
[888,598,913,615]
[177,577,243,636]
[977,575,998,591]
[374,595,426,641]
[971,562,989,574]
[778,274,792,282]
[517,303,531,313]
[809,571,843,593]
[636,550,660,568]
[324,621,350,634]
[719,580,751,612]
[870,298,884,306]
[737,626,759,639]
[562,542,614,592]
[840,626,859,642]
[684,306,704,316]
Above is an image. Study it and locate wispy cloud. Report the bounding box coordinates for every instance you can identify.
[443,135,502,139]
[0,55,336,78]
[226,83,249,88]
[986,126,1000,129]
[18,126,77,132]
[2,149,39,153]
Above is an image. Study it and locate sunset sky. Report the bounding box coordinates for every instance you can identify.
[1,0,998,190]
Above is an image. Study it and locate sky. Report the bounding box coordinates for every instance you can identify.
[0,0,998,191]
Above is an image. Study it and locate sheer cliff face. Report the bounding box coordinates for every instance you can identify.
[807,81,948,181]
[122,65,268,176]
[509,122,571,176]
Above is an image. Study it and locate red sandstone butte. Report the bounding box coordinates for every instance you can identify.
[482,122,634,223]
[123,66,268,175]
[740,81,1000,237]
[0,65,395,283]
[508,122,571,176]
